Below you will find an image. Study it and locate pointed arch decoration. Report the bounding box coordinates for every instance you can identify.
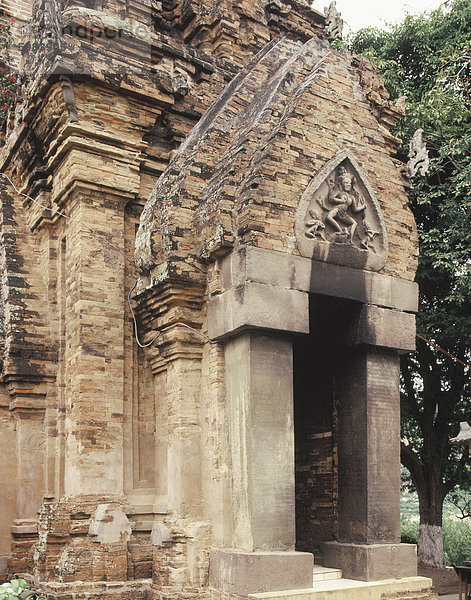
[295,150,388,271]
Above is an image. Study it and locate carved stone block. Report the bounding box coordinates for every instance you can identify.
[295,150,388,271]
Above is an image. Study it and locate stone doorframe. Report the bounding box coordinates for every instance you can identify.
[208,246,418,594]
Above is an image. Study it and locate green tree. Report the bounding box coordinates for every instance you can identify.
[350,0,471,568]
[0,12,19,128]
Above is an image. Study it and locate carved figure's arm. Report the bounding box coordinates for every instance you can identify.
[352,195,366,213]
[318,193,329,210]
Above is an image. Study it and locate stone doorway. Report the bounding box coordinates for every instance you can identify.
[294,294,362,559]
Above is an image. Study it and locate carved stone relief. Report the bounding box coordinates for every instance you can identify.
[60,76,79,122]
[324,1,343,42]
[295,151,388,271]
[408,128,429,177]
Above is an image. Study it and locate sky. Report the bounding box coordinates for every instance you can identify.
[311,0,446,33]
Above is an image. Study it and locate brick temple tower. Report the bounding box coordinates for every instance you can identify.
[0,0,436,598]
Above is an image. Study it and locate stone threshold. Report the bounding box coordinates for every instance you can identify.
[312,566,342,582]
[249,576,433,600]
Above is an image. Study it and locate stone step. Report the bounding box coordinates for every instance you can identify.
[248,576,434,600]
[312,566,342,581]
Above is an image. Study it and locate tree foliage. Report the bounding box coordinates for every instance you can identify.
[349,0,471,566]
[0,12,19,127]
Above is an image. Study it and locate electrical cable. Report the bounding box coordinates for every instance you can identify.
[2,172,214,349]
[127,279,215,348]
[13,176,462,357]
[416,333,470,369]
[127,278,159,348]
[1,173,135,266]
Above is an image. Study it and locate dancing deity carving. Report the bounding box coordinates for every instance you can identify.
[322,165,367,244]
[306,162,375,251]
[295,152,388,271]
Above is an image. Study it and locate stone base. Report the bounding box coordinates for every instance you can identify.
[39,579,153,600]
[209,549,314,597]
[33,495,132,582]
[322,542,417,581]
[247,576,436,600]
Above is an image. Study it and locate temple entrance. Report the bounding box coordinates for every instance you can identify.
[293,294,362,558]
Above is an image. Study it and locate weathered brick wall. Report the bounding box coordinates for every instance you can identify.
[0,0,419,595]
[295,430,336,556]
[39,580,153,600]
[136,38,418,290]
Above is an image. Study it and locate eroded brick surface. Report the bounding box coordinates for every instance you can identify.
[0,0,419,597]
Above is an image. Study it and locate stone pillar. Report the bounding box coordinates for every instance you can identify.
[166,355,203,518]
[0,396,16,577]
[210,332,313,597]
[208,249,420,586]
[13,406,45,521]
[63,189,126,496]
[225,332,295,551]
[31,187,133,585]
[323,307,417,581]
[337,348,402,544]
[8,393,46,575]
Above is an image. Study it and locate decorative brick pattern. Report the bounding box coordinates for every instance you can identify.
[0,0,419,597]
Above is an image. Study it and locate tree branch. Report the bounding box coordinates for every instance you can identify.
[401,357,424,428]
[443,446,470,500]
[448,492,471,520]
[401,441,426,495]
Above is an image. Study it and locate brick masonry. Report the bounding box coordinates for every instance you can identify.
[0,0,420,597]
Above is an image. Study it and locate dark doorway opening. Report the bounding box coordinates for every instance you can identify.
[293,293,361,557]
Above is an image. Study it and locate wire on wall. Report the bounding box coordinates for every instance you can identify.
[1,173,214,349]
